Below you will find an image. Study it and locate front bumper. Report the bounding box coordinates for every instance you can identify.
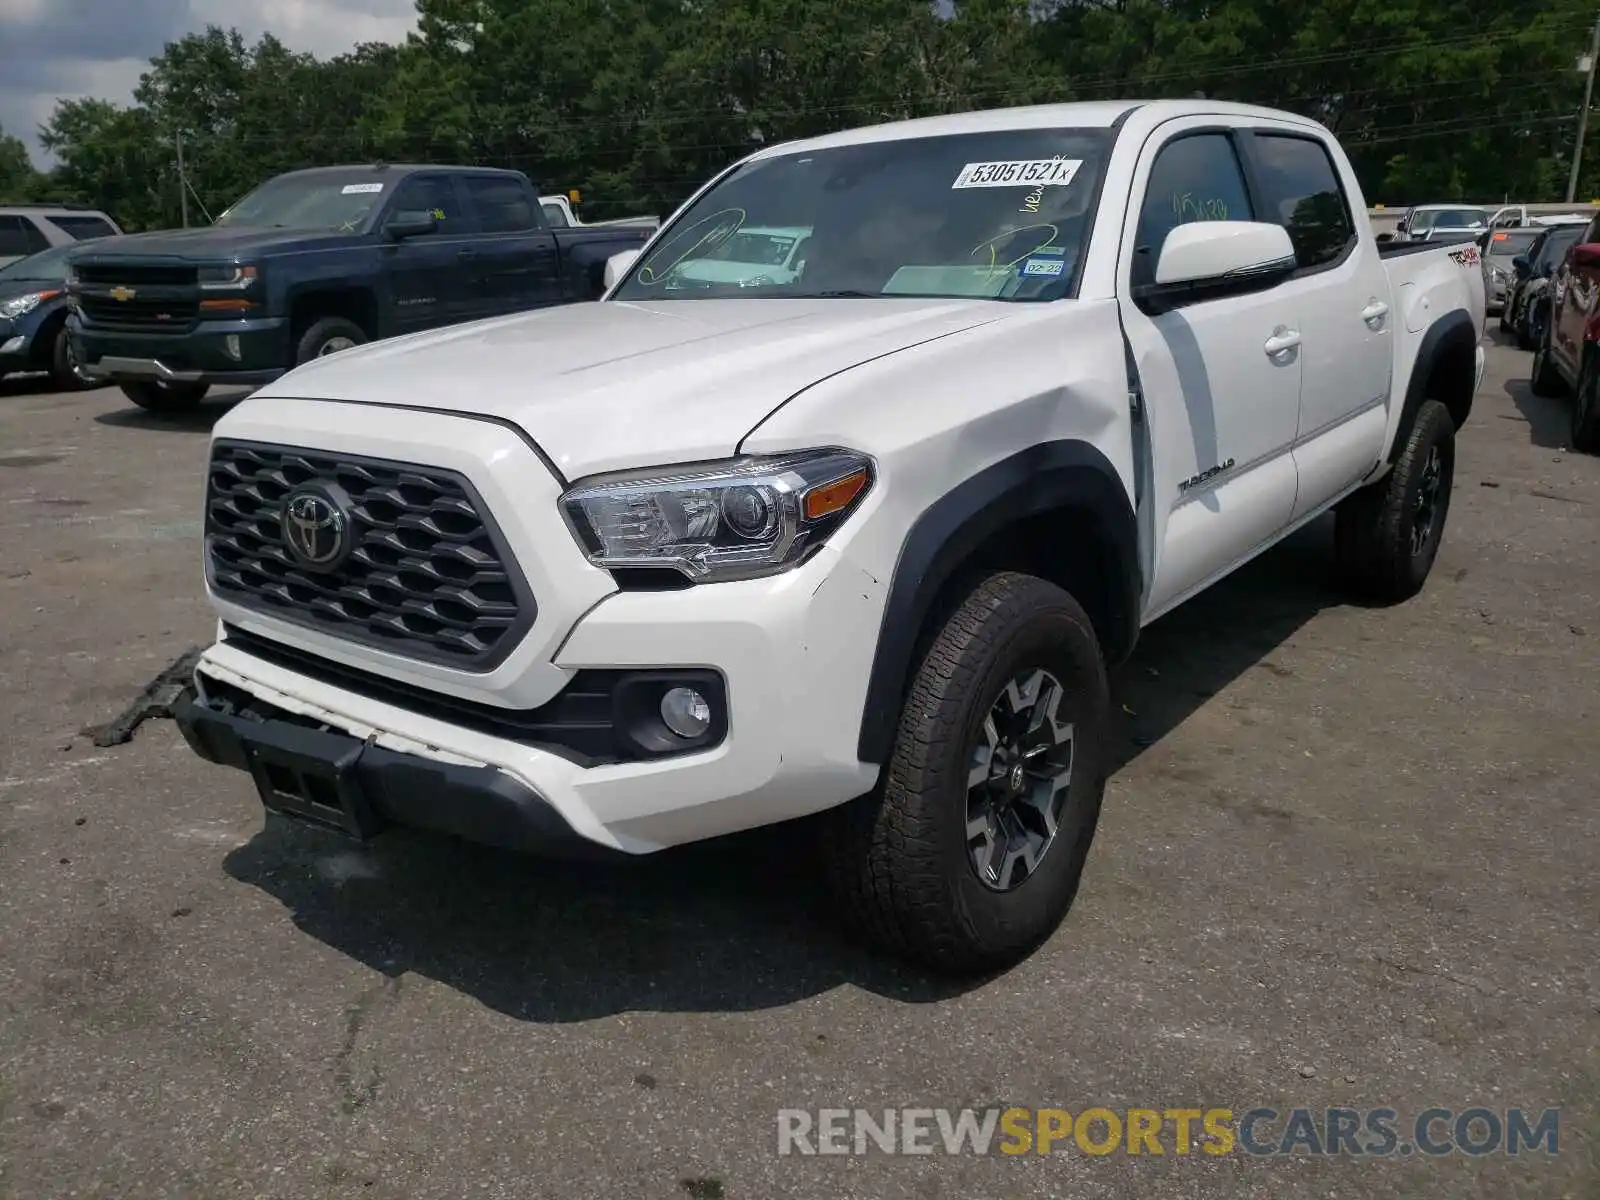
[72,315,291,387]
[175,686,603,856]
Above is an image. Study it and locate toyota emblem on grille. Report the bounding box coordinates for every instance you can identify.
[281,486,352,570]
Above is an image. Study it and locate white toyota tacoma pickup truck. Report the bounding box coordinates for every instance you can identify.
[176,100,1486,973]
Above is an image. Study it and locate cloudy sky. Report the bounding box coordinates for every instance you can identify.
[0,0,420,164]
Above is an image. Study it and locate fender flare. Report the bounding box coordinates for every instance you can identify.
[855,439,1141,766]
[1390,307,1478,459]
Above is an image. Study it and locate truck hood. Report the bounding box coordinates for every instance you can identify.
[69,226,364,260]
[257,298,1011,479]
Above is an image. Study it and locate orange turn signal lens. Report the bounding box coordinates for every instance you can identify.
[802,468,869,522]
[199,297,256,312]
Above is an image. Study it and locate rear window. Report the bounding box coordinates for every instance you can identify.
[1488,229,1540,255]
[460,176,536,233]
[1250,133,1355,270]
[46,214,117,240]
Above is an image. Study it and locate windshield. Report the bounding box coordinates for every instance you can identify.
[1487,229,1540,257]
[214,172,391,232]
[612,128,1110,302]
[0,242,73,282]
[1416,208,1487,230]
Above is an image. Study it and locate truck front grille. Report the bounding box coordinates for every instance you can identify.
[76,264,197,286]
[204,441,534,669]
[78,295,199,329]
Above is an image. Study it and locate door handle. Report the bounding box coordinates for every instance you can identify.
[1263,327,1301,357]
[1361,299,1390,327]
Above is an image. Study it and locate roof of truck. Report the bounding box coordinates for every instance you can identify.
[269,163,524,179]
[749,99,1325,159]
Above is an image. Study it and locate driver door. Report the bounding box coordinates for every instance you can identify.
[380,173,478,335]
[1117,123,1303,620]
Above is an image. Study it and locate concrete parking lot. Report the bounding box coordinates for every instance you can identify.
[0,336,1596,1199]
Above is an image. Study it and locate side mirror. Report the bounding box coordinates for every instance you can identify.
[603,248,641,290]
[1375,232,1395,245]
[1572,243,1600,270]
[1134,221,1296,313]
[1511,254,1530,274]
[385,210,438,240]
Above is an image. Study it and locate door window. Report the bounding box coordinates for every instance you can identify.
[388,176,460,230]
[1133,134,1255,287]
[47,214,118,240]
[461,176,536,233]
[1250,134,1355,270]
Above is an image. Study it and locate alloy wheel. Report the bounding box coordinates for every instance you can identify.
[1411,444,1444,557]
[965,667,1075,892]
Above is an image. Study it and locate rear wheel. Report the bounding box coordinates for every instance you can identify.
[1530,324,1566,397]
[1335,399,1456,605]
[1571,353,1600,455]
[824,571,1109,974]
[120,379,209,414]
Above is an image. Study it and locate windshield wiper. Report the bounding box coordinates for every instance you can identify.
[783,289,879,298]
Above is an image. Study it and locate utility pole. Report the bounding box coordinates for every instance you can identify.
[1567,13,1600,204]
[176,129,189,228]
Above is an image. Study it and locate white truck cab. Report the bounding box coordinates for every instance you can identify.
[177,100,1486,974]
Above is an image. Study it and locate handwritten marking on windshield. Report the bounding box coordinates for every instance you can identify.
[637,208,748,286]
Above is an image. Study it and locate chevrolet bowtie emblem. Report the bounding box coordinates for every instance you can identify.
[109,286,136,302]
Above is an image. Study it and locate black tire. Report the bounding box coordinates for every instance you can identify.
[119,379,209,414]
[294,316,367,366]
[1334,398,1456,605]
[49,323,91,391]
[823,571,1109,975]
[1515,300,1536,351]
[1530,322,1566,397]
[1571,351,1600,455]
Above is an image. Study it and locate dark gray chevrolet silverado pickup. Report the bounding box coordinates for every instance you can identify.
[66,163,650,414]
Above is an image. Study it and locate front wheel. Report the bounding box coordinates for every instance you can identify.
[50,324,93,391]
[1334,398,1457,605]
[120,379,209,414]
[824,571,1109,974]
[294,316,367,366]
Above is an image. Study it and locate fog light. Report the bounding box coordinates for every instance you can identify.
[659,686,711,738]
[225,333,241,361]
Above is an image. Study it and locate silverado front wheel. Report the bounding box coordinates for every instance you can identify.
[825,571,1109,975]
[1334,398,1456,604]
[120,380,209,415]
[295,317,368,365]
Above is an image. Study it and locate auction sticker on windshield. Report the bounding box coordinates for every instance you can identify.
[341,183,384,195]
[952,159,1083,189]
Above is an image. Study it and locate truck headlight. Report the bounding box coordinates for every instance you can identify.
[561,449,874,582]
[197,264,258,290]
[0,291,55,320]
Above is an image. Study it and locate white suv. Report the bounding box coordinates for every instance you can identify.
[176,100,1485,973]
[0,206,121,267]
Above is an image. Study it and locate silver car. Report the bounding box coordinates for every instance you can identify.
[1479,227,1543,313]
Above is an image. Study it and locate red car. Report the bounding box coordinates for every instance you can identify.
[1533,211,1600,452]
